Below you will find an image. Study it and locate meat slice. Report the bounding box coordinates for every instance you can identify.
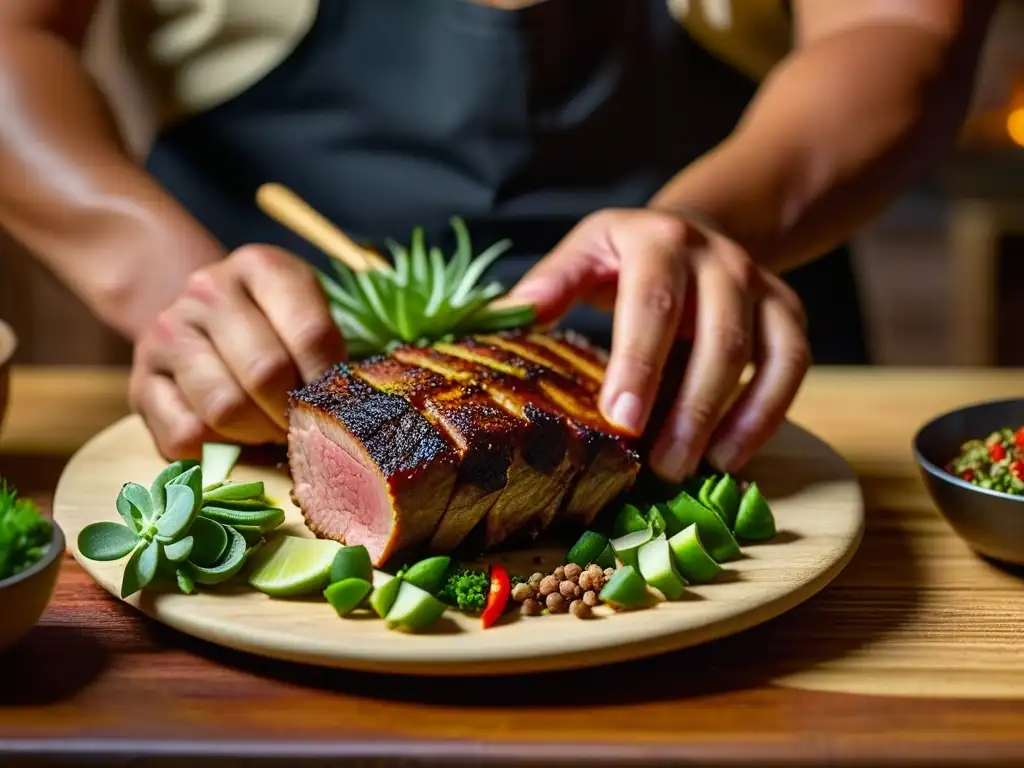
[392,346,578,547]
[474,333,599,392]
[524,329,608,386]
[287,365,458,566]
[353,356,525,552]
[434,337,640,528]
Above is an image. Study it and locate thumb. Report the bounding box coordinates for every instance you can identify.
[494,230,608,324]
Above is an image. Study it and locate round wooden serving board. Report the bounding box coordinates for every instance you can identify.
[54,414,865,676]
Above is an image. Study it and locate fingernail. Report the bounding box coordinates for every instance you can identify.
[707,439,740,473]
[605,391,644,434]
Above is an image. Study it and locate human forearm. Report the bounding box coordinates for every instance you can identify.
[0,25,224,339]
[651,9,993,272]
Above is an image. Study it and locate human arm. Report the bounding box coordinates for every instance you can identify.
[0,1,346,457]
[649,0,997,272]
[506,0,994,480]
[0,0,225,339]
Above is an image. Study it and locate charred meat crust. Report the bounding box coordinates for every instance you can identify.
[393,345,572,476]
[289,364,458,483]
[352,356,517,494]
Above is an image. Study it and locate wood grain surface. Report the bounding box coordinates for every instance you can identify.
[3,366,1024,766]
[53,414,863,676]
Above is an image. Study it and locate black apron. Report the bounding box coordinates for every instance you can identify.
[146,0,869,365]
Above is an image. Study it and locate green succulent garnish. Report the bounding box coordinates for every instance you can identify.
[316,217,536,359]
[77,442,283,597]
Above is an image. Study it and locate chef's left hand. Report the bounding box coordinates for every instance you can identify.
[501,208,811,481]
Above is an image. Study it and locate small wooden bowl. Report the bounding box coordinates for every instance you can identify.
[0,318,15,436]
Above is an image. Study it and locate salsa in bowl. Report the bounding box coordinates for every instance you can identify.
[946,425,1024,497]
[913,398,1024,566]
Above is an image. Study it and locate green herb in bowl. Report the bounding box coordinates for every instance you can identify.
[0,480,52,581]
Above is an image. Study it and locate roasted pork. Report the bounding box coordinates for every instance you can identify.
[287,330,640,566]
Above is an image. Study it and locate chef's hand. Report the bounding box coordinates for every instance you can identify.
[129,245,347,459]
[502,208,811,481]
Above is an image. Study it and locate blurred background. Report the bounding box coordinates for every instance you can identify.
[3,0,1024,369]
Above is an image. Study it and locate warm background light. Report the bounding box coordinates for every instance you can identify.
[1007,106,1024,147]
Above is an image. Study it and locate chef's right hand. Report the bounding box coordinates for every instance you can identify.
[129,245,347,460]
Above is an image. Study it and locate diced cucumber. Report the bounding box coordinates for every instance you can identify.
[646,504,667,537]
[324,577,373,616]
[200,442,242,489]
[609,525,654,570]
[653,502,682,537]
[598,565,659,610]
[385,581,448,632]
[370,574,403,618]
[613,503,649,538]
[329,545,373,584]
[637,534,687,600]
[668,523,723,582]
[665,491,739,563]
[698,475,717,513]
[709,474,741,529]
[734,482,776,541]
[402,555,451,593]
[566,531,609,568]
[596,542,617,570]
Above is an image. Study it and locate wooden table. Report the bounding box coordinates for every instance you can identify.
[3,366,1024,766]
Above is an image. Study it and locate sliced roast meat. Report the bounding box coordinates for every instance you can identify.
[435,336,639,528]
[392,345,578,547]
[354,356,526,552]
[287,365,458,566]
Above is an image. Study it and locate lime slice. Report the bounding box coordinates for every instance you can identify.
[247,535,341,597]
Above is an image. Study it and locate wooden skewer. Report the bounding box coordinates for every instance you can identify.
[255,183,391,273]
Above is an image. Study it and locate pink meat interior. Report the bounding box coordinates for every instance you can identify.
[288,406,393,564]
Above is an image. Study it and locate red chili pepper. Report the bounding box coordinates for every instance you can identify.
[481,564,511,629]
[989,442,1007,461]
[1015,427,1024,450]
[962,469,975,483]
[1011,461,1024,480]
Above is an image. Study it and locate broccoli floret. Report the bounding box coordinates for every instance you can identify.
[436,566,489,613]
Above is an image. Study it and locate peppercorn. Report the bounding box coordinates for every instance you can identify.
[570,599,592,619]
[538,575,560,596]
[553,565,566,581]
[578,571,595,591]
[586,563,603,579]
[564,563,583,582]
[528,571,544,588]
[546,592,567,612]
[582,590,598,607]
[511,582,533,603]
[521,598,542,616]
[559,580,576,599]
[604,567,615,578]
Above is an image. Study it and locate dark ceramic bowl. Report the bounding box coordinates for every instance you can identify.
[913,398,1024,566]
[0,519,64,652]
